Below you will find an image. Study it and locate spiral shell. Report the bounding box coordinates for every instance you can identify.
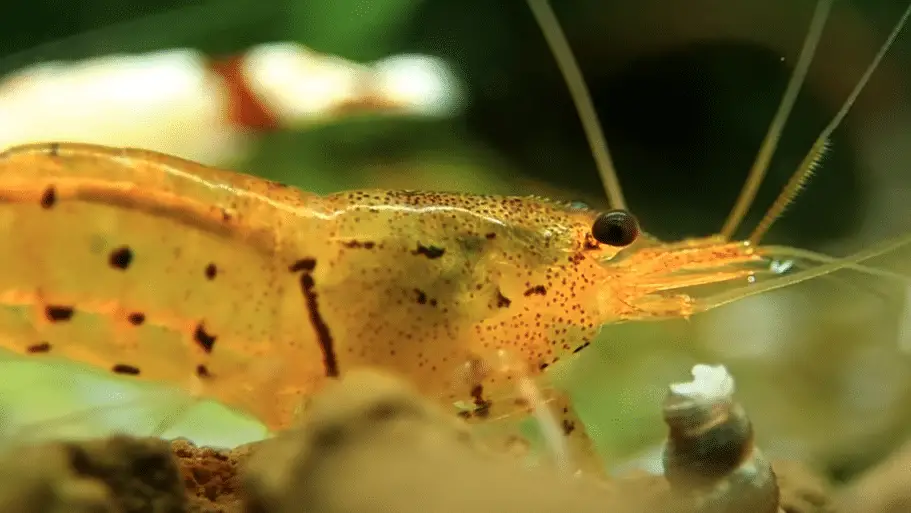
[661,364,779,513]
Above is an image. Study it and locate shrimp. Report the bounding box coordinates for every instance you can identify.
[0,42,461,165]
[0,144,664,427]
[0,0,909,468]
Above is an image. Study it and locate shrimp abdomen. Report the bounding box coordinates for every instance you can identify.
[0,143,329,428]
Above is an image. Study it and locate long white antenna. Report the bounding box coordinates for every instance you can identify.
[527,0,627,210]
[749,0,911,244]
[718,0,835,240]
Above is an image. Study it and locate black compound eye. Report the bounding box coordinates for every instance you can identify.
[591,210,640,247]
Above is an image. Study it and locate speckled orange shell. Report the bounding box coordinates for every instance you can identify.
[0,142,668,430]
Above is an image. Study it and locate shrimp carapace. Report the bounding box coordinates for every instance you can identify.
[0,142,770,431]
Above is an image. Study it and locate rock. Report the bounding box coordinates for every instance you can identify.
[772,460,835,513]
[0,436,185,513]
[836,439,911,513]
[241,369,665,513]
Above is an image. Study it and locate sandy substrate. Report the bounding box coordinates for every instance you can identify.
[0,371,905,513]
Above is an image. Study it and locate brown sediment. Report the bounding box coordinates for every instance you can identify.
[172,439,251,513]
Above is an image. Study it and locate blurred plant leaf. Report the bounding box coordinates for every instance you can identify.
[1,0,285,73]
[291,0,426,59]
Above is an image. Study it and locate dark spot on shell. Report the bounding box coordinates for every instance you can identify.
[40,186,56,209]
[294,258,339,378]
[572,341,591,354]
[112,364,140,376]
[45,305,74,322]
[289,258,316,273]
[205,263,217,280]
[523,285,547,296]
[496,289,512,308]
[127,312,145,326]
[196,364,211,378]
[27,341,52,354]
[109,246,133,270]
[411,243,445,259]
[470,384,491,419]
[583,232,600,250]
[194,323,217,353]
[414,289,428,305]
[302,274,315,289]
[342,240,376,249]
[562,419,576,435]
[485,232,497,240]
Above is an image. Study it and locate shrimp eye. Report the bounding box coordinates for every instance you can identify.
[591,210,639,247]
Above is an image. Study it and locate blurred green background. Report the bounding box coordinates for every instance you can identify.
[2,0,911,481]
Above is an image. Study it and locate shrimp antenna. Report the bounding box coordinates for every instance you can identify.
[748,1,911,244]
[718,0,835,240]
[527,0,627,210]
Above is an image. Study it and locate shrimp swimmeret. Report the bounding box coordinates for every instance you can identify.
[1,0,910,466]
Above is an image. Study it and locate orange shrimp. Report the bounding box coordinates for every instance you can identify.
[0,143,709,428]
[0,0,909,463]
